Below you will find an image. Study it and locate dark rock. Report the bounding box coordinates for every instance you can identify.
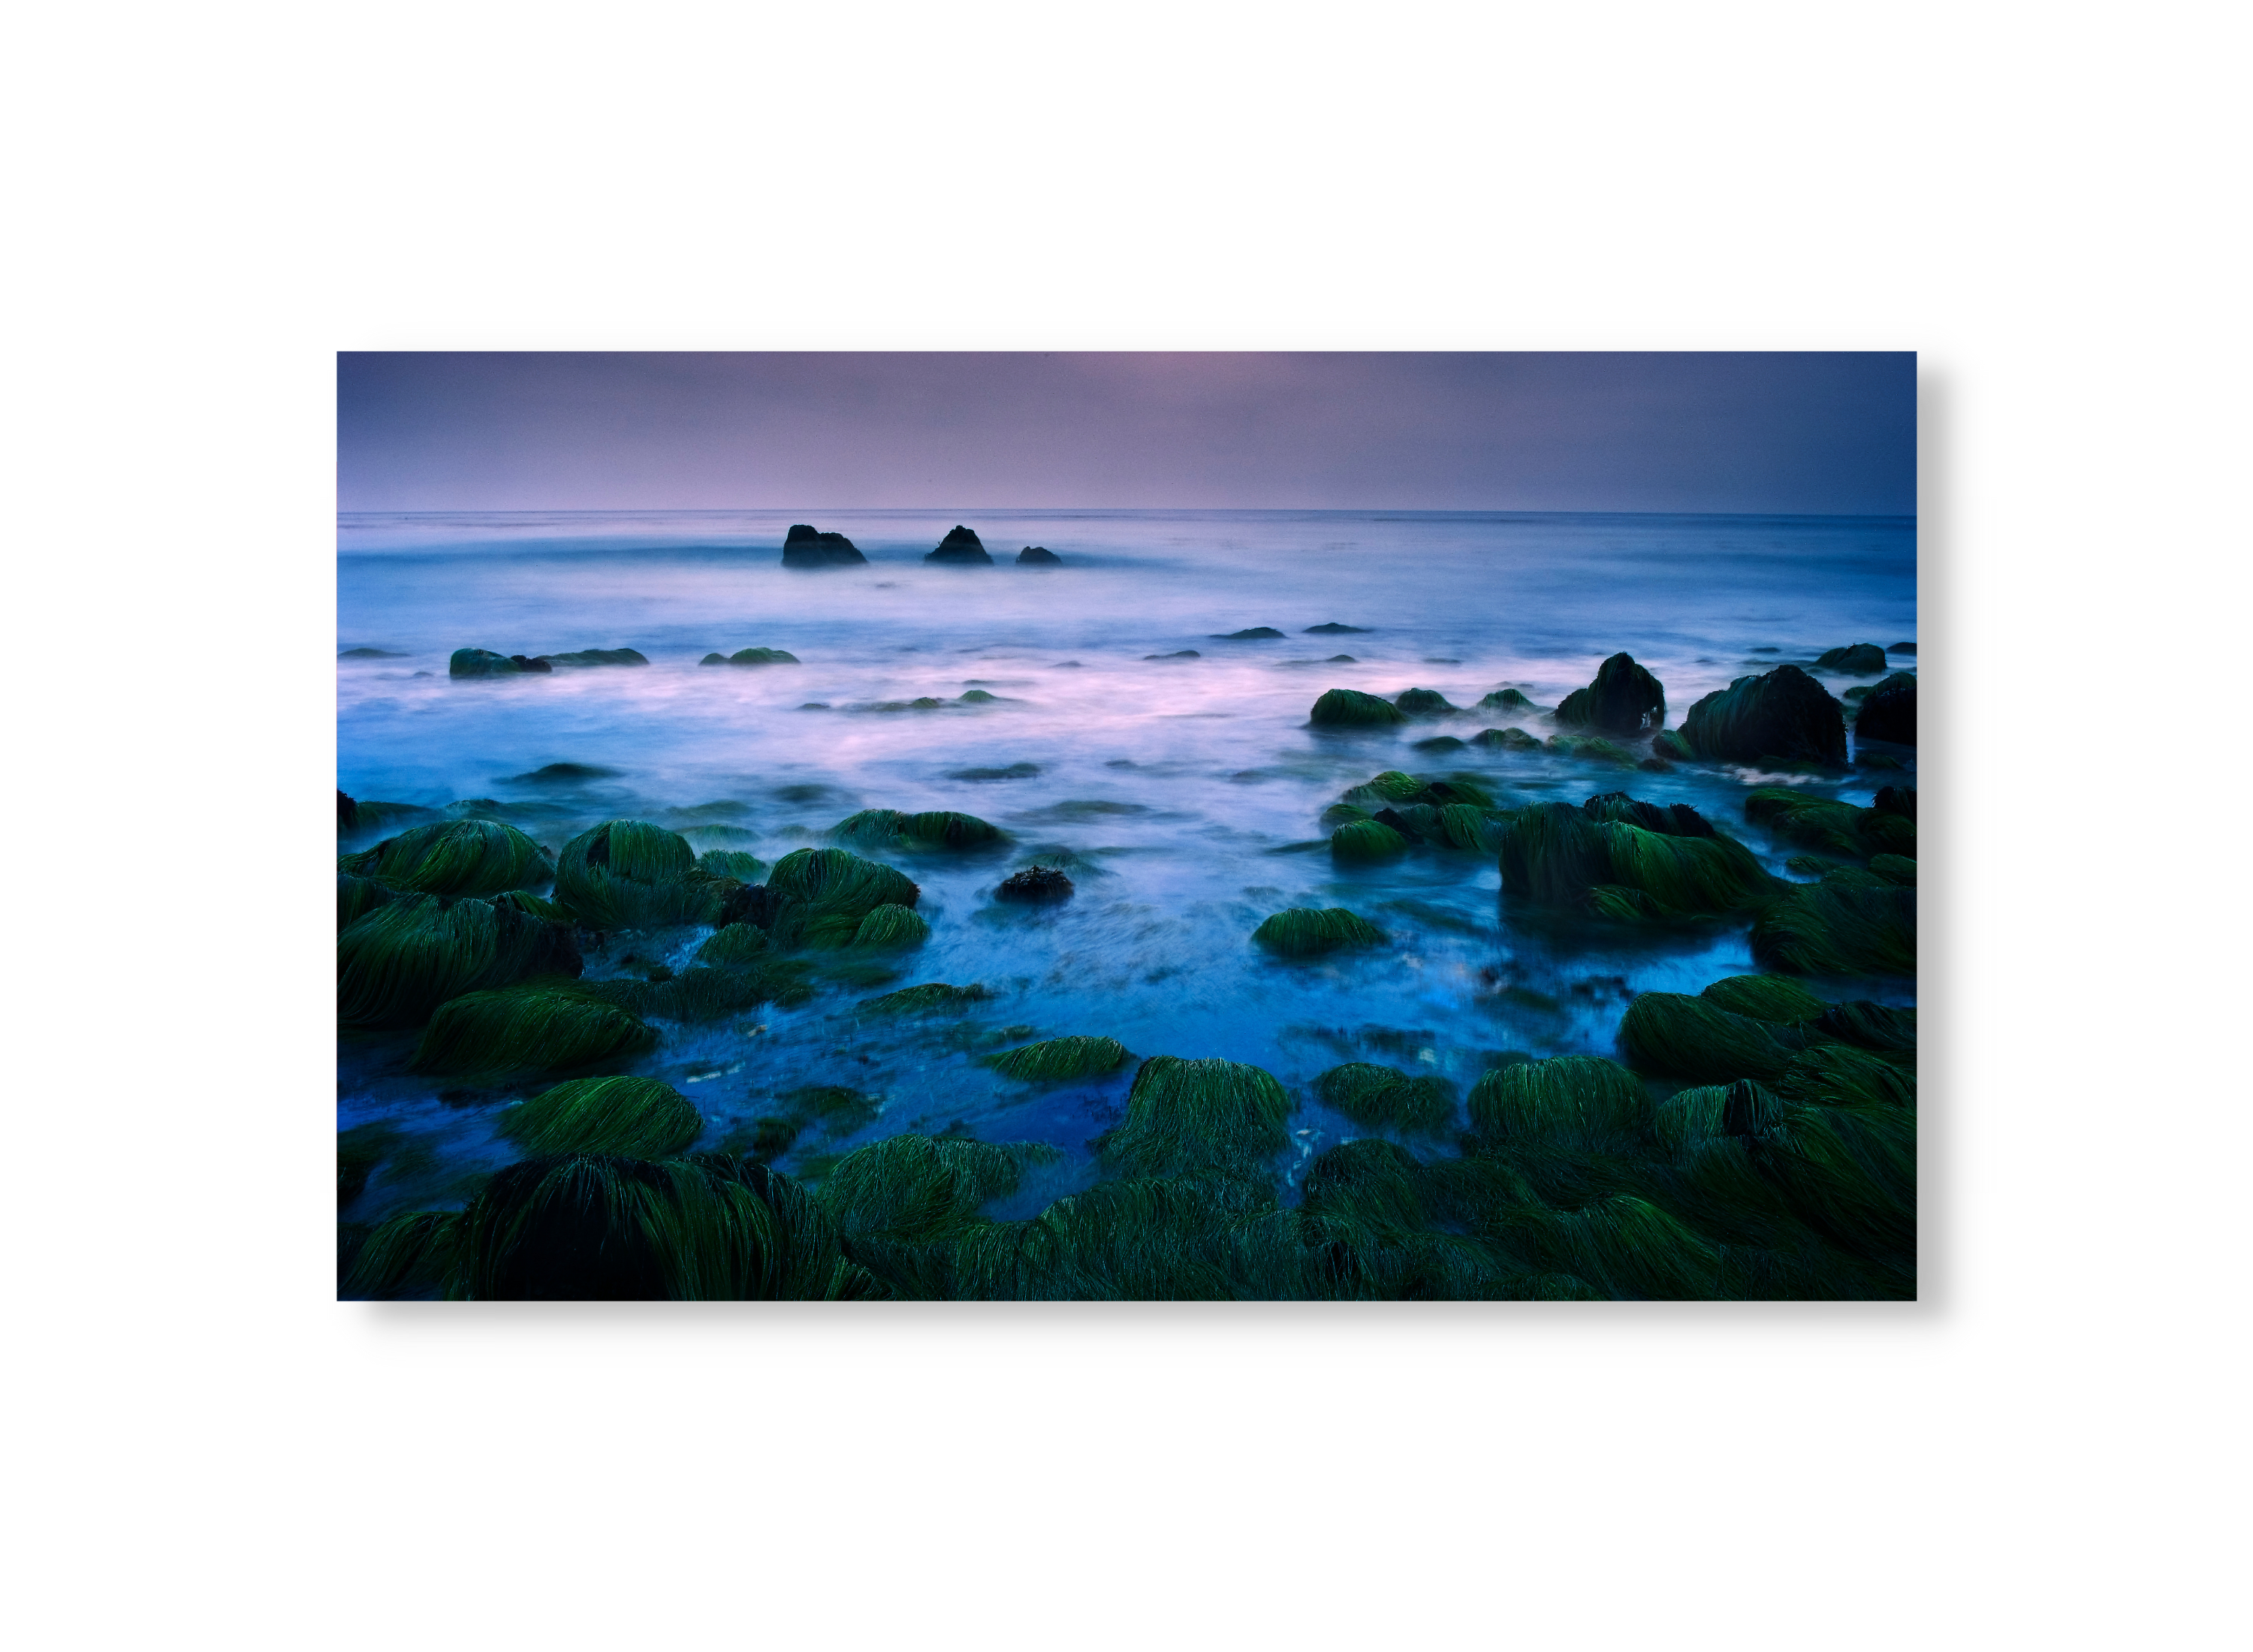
[1873,785,1917,821]
[1309,688,1407,727]
[509,655,553,674]
[1305,623,1370,634]
[1413,735,1467,753]
[925,526,993,565]
[1855,672,1917,746]
[1211,627,1285,640]
[1144,650,1202,660]
[1814,643,1889,674]
[1889,642,1917,656]
[1370,807,1423,843]
[996,864,1074,903]
[509,762,623,785]
[1394,687,1459,716]
[782,524,867,568]
[1750,646,1781,654]
[1479,689,1542,714]
[535,649,649,668]
[1016,545,1062,565]
[949,762,1041,781]
[339,647,405,659]
[450,648,530,677]
[1552,653,1664,736]
[1651,728,1695,761]
[1325,655,1357,663]
[719,882,786,930]
[1679,665,1847,765]
[337,788,359,829]
[1470,727,1541,751]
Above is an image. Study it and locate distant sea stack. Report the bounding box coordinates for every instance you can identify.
[782,524,867,568]
[1017,545,1061,565]
[926,526,993,565]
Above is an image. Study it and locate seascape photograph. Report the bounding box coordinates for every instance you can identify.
[336,351,1918,1301]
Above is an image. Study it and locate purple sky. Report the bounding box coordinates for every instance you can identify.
[336,352,1914,515]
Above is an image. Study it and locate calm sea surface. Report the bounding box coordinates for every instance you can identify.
[338,509,1915,1221]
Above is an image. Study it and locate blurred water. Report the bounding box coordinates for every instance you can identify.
[338,509,1915,1221]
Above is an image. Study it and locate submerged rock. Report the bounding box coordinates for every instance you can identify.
[509,762,622,785]
[1251,906,1386,957]
[1315,1064,1455,1138]
[988,1035,1131,1081]
[949,761,1041,781]
[1393,688,1460,717]
[1552,653,1666,736]
[702,647,801,666]
[1854,671,1917,746]
[925,526,993,565]
[339,647,405,659]
[1305,623,1370,635]
[1679,665,1847,765]
[1890,642,1917,656]
[1145,650,1201,661]
[1016,545,1061,565]
[996,864,1073,903]
[782,524,867,568]
[1310,688,1407,727]
[1814,643,1889,674]
[1413,735,1467,753]
[1470,726,1541,751]
[1212,626,1286,640]
[1098,1056,1292,1179]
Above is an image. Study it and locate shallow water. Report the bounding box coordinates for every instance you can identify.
[338,509,1914,1225]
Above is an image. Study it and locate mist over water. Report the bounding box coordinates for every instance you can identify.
[339,509,1914,1223]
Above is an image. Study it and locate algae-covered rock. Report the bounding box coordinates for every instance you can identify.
[1546,734,1636,767]
[1310,688,1407,727]
[451,1154,879,1300]
[1679,665,1847,765]
[765,846,921,948]
[535,648,649,668]
[1873,785,1917,821]
[449,648,543,677]
[339,817,550,898]
[722,647,800,666]
[410,987,657,1078]
[1470,726,1541,751]
[989,1036,1133,1081]
[831,808,1001,851]
[342,1209,462,1298]
[554,819,727,929]
[694,923,771,966]
[1212,626,1285,640]
[1651,728,1694,761]
[850,903,930,948]
[1499,801,1779,918]
[1890,642,1916,656]
[1145,650,1201,661]
[1413,735,1467,754]
[1854,671,1917,746]
[951,761,1041,781]
[1394,688,1460,717]
[338,893,583,1029]
[818,1135,1060,1242]
[1098,1056,1293,1179]
[1618,993,1814,1082]
[782,524,867,568]
[926,526,993,565]
[1480,689,1543,714]
[1751,881,1917,976]
[696,849,765,882]
[498,1075,701,1158]
[1700,973,1829,1024]
[1466,1054,1648,1150]
[1251,906,1387,957]
[1868,855,1917,886]
[337,788,360,831]
[1815,1000,1917,1054]
[1552,653,1665,736]
[1745,787,1914,861]
[1582,791,1717,838]
[1330,820,1410,861]
[1306,623,1369,635]
[1814,643,1889,674]
[858,981,990,1016]
[1016,545,1061,565]
[338,872,396,930]
[1314,1063,1456,1137]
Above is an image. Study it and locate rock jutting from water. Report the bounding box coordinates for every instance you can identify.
[1853,671,1917,746]
[1814,643,1889,674]
[1309,687,1408,727]
[1393,688,1460,717]
[996,864,1074,903]
[1212,626,1286,640]
[450,648,553,677]
[925,526,993,565]
[1016,545,1062,565]
[1553,653,1666,737]
[699,647,801,666]
[536,649,648,668]
[1678,665,1847,765]
[781,524,867,568]
[1304,622,1369,634]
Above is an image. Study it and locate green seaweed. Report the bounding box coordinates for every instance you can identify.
[765,846,921,949]
[338,872,397,930]
[1330,819,1410,861]
[338,894,583,1029]
[535,648,648,668]
[1868,854,1917,886]
[1617,993,1816,1082]
[988,1036,1133,1081]
[1314,1063,1457,1137]
[338,817,550,898]
[1750,882,1917,976]
[1466,1054,1649,1150]
[338,1121,400,1207]
[693,923,771,966]
[1470,726,1542,751]
[1479,689,1541,713]
[1394,688,1459,716]
[1097,1056,1294,1179]
[553,819,729,930]
[1499,803,1779,918]
[723,647,801,665]
[498,1075,702,1158]
[817,1135,1061,1242]
[1680,665,1847,765]
[696,849,766,881]
[1252,907,1387,957]
[1309,688,1408,727]
[1815,1000,1917,1054]
[578,962,809,1022]
[851,903,930,948]
[409,986,657,1078]
[1700,973,1829,1024]
[858,981,991,1017]
[343,1210,463,1298]
[1651,728,1694,761]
